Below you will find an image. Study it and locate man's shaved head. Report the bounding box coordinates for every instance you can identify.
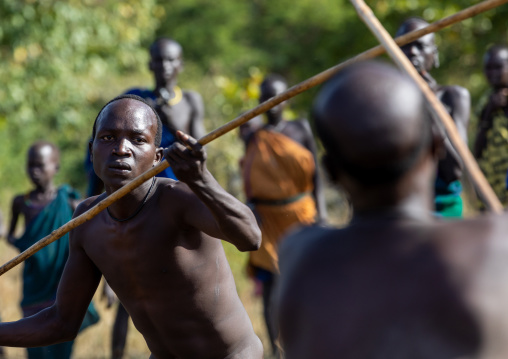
[314,61,432,185]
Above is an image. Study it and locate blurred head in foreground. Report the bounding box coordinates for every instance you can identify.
[313,60,442,213]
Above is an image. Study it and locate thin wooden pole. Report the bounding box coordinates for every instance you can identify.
[0,0,505,277]
[350,0,504,214]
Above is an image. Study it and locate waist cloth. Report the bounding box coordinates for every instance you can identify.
[434,177,463,219]
[242,129,317,273]
[15,185,99,330]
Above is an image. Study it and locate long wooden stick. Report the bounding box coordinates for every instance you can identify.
[0,0,505,277]
[350,0,504,214]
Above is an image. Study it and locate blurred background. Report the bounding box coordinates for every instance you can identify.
[0,0,507,357]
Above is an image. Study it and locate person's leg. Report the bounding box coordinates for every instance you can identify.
[112,303,130,359]
[262,274,279,357]
[41,340,74,359]
[27,346,45,359]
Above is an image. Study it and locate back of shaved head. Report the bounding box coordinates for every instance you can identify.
[313,61,432,185]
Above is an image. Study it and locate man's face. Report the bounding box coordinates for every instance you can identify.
[27,145,58,189]
[484,49,508,89]
[91,99,162,189]
[149,41,183,86]
[259,80,287,119]
[399,22,437,74]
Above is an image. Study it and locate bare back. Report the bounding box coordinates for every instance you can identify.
[73,179,260,358]
[275,215,508,359]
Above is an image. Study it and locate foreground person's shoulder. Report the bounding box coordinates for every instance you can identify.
[280,224,336,264]
[156,178,192,197]
[73,193,106,217]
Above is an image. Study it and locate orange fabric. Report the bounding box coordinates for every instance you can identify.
[242,129,317,273]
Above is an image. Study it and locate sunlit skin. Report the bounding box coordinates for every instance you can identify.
[149,38,205,137]
[397,18,470,185]
[102,38,206,359]
[474,46,508,159]
[0,98,263,359]
[275,61,508,359]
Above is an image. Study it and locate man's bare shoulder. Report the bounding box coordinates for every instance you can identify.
[439,85,471,107]
[73,194,105,217]
[11,194,25,209]
[286,118,311,134]
[183,90,204,109]
[279,225,341,272]
[155,177,193,199]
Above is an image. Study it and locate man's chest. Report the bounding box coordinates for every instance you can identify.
[159,101,194,132]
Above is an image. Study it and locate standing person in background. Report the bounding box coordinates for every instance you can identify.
[7,141,99,359]
[84,37,206,359]
[126,37,205,180]
[474,45,508,207]
[0,210,4,359]
[241,74,327,356]
[397,17,471,218]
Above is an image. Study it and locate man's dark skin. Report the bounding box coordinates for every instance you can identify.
[0,97,263,359]
[397,18,470,185]
[149,38,205,138]
[474,45,508,159]
[259,75,327,221]
[102,38,206,359]
[274,61,508,359]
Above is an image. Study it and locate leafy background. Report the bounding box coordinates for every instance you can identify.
[0,0,507,357]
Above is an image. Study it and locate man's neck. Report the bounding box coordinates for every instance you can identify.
[156,79,177,94]
[105,178,155,219]
[351,201,433,226]
[34,183,56,196]
[266,115,284,129]
[347,170,435,225]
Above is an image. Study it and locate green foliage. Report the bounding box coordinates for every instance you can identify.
[0,0,507,218]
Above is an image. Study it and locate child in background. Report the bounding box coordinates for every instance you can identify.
[7,141,99,359]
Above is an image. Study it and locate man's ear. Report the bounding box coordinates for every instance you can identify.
[154,147,164,166]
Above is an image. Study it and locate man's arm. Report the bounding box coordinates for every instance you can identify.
[7,196,23,245]
[164,131,261,252]
[186,91,206,139]
[293,120,328,223]
[438,85,471,183]
[0,204,102,347]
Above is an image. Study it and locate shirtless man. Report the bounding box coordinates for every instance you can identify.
[397,17,471,218]
[0,94,263,359]
[474,45,508,206]
[126,37,205,180]
[105,38,205,357]
[242,74,326,356]
[274,61,508,358]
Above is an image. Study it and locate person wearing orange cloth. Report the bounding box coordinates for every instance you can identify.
[241,74,327,356]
